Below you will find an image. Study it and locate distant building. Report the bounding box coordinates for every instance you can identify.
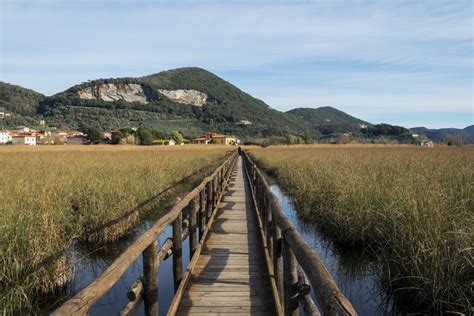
[193,132,237,145]
[39,119,46,126]
[16,126,30,133]
[153,139,176,146]
[103,132,112,140]
[12,135,36,146]
[0,131,12,144]
[67,135,89,145]
[416,140,434,147]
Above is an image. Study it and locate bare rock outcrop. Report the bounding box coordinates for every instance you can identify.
[158,89,207,106]
[77,83,148,104]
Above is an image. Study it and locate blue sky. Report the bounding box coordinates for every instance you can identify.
[1,0,472,128]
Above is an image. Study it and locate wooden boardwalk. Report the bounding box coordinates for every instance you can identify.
[177,156,276,315]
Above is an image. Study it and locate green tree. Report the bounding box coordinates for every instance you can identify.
[111,131,124,144]
[83,127,103,143]
[171,130,184,144]
[137,127,153,145]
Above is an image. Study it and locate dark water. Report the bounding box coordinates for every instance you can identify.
[68,218,191,315]
[270,184,396,315]
[60,184,395,315]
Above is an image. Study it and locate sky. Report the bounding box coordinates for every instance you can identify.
[1,0,473,128]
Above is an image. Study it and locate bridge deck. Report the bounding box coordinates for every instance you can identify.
[177,156,275,315]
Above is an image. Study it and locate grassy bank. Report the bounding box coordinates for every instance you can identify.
[250,145,473,314]
[0,145,228,313]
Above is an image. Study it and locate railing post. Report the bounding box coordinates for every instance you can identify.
[265,199,273,261]
[283,239,299,316]
[212,177,217,209]
[172,213,183,291]
[189,197,198,257]
[199,188,206,240]
[142,240,158,316]
[273,221,283,307]
[206,181,213,220]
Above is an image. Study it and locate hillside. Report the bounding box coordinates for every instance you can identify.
[0,81,44,116]
[38,67,306,137]
[1,67,442,143]
[411,126,474,144]
[286,106,369,134]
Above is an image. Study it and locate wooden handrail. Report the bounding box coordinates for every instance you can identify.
[52,152,238,316]
[242,151,357,316]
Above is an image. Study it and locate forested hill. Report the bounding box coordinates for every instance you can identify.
[0,81,44,116]
[410,126,474,144]
[286,106,370,134]
[1,67,425,143]
[37,67,306,137]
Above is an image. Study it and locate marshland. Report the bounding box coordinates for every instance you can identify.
[250,145,473,314]
[1,144,472,315]
[0,145,229,314]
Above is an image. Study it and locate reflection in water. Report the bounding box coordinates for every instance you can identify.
[270,184,396,316]
[69,221,191,315]
[59,183,395,315]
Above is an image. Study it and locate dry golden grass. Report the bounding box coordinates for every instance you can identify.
[250,145,473,314]
[0,145,229,313]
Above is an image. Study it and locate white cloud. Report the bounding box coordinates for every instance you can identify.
[1,0,472,127]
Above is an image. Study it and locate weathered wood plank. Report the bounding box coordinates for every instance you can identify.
[176,157,276,315]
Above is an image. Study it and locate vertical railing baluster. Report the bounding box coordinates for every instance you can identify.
[172,214,183,291]
[266,199,273,261]
[199,188,206,240]
[273,220,283,306]
[206,181,213,221]
[143,240,158,316]
[283,239,299,316]
[189,197,198,257]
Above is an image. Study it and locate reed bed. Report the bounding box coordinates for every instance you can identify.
[0,145,228,313]
[250,145,473,314]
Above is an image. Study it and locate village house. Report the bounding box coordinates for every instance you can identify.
[0,131,12,144]
[66,131,89,144]
[16,126,30,133]
[416,140,434,147]
[192,132,237,145]
[153,139,176,146]
[11,133,37,146]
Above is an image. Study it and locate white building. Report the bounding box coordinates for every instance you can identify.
[12,135,37,146]
[0,131,12,144]
[17,126,30,133]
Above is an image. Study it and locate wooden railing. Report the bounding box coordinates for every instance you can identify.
[52,151,238,316]
[242,151,357,316]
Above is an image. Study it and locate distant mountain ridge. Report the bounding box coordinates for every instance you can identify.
[286,106,369,134]
[410,126,474,144]
[1,67,470,143]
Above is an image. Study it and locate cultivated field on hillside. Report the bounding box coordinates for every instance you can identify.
[0,145,228,313]
[250,145,473,314]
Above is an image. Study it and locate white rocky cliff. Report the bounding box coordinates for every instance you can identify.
[77,83,148,104]
[158,89,207,106]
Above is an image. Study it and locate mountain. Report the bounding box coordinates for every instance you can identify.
[38,67,306,137]
[411,126,474,144]
[0,67,430,143]
[286,106,369,134]
[0,82,44,116]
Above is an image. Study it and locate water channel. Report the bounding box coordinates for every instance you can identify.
[60,181,397,315]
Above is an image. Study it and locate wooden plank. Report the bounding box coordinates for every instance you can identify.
[242,152,357,316]
[176,156,276,315]
[52,153,238,316]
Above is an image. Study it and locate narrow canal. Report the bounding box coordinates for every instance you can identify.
[270,184,397,315]
[60,177,396,315]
